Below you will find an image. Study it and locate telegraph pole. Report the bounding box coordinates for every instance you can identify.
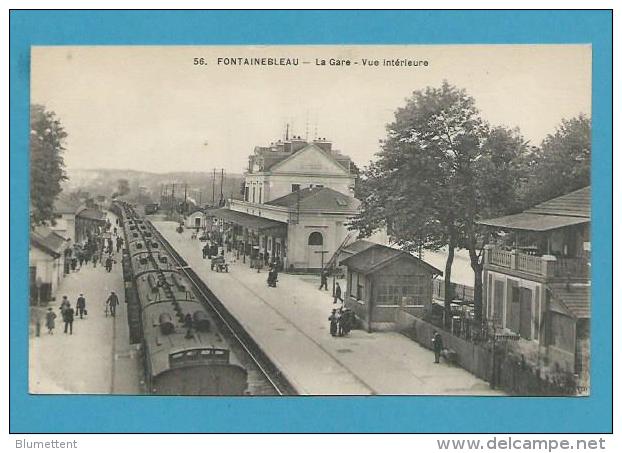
[219,169,225,206]
[212,168,216,206]
[184,183,187,215]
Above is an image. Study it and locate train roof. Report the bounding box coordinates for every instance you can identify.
[142,300,232,376]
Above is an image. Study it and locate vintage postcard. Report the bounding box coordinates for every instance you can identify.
[27,44,592,398]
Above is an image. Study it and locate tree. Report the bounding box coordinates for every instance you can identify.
[460,126,527,320]
[521,115,591,207]
[351,82,526,325]
[30,104,68,226]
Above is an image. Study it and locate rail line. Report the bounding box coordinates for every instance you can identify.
[147,221,298,396]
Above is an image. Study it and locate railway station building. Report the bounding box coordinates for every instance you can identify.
[212,136,359,272]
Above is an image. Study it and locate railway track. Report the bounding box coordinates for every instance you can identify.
[147,221,298,396]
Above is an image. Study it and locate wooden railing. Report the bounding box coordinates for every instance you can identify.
[490,249,512,268]
[487,247,589,280]
[517,253,543,274]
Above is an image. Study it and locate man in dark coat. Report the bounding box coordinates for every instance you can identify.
[319,269,329,291]
[106,291,120,317]
[105,256,113,272]
[432,331,444,364]
[328,309,338,337]
[63,304,75,334]
[333,282,343,304]
[76,293,86,319]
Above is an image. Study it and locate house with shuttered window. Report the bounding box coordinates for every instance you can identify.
[478,186,591,384]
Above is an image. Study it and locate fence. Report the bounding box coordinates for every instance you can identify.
[396,310,578,395]
[432,278,474,302]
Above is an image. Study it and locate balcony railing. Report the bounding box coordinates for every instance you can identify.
[486,247,590,280]
[517,253,542,274]
[490,249,512,268]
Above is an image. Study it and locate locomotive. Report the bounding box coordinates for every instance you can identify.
[113,201,248,395]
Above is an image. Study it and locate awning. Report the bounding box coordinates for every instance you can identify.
[212,208,287,234]
[478,212,589,232]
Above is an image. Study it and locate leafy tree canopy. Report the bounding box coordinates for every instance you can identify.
[30,104,68,226]
[351,81,527,323]
[520,114,591,207]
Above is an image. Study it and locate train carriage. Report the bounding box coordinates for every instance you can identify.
[114,201,248,395]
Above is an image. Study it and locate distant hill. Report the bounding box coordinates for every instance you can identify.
[62,168,245,204]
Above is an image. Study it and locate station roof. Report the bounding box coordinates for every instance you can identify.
[548,283,590,319]
[212,208,287,233]
[31,225,68,258]
[526,186,591,218]
[340,243,442,276]
[76,207,107,222]
[340,239,376,256]
[478,212,589,232]
[267,187,360,212]
[478,186,590,232]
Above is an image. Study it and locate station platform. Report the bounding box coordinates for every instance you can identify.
[153,221,503,396]
[29,212,142,394]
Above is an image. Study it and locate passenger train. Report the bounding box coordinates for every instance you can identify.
[112,201,248,395]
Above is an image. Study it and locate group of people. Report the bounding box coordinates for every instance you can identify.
[65,219,124,274]
[43,291,121,336]
[328,306,354,337]
[45,294,85,335]
[42,215,125,337]
[266,261,279,287]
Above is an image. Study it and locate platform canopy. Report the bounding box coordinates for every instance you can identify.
[477,212,589,232]
[212,208,287,235]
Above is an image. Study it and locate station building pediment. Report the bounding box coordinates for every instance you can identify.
[270,144,350,175]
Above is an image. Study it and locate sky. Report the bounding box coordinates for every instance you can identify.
[30,45,591,174]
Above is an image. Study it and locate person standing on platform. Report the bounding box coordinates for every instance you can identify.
[333,282,343,304]
[106,291,120,317]
[59,296,70,315]
[63,304,74,335]
[319,269,329,291]
[328,309,338,337]
[76,294,86,319]
[45,308,56,335]
[105,256,113,273]
[432,331,444,364]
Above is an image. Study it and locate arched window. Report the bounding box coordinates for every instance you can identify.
[308,232,323,246]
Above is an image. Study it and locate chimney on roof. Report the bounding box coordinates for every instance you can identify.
[291,136,307,153]
[313,137,332,153]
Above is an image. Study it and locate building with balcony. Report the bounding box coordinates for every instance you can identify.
[478,186,590,385]
[212,136,360,272]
